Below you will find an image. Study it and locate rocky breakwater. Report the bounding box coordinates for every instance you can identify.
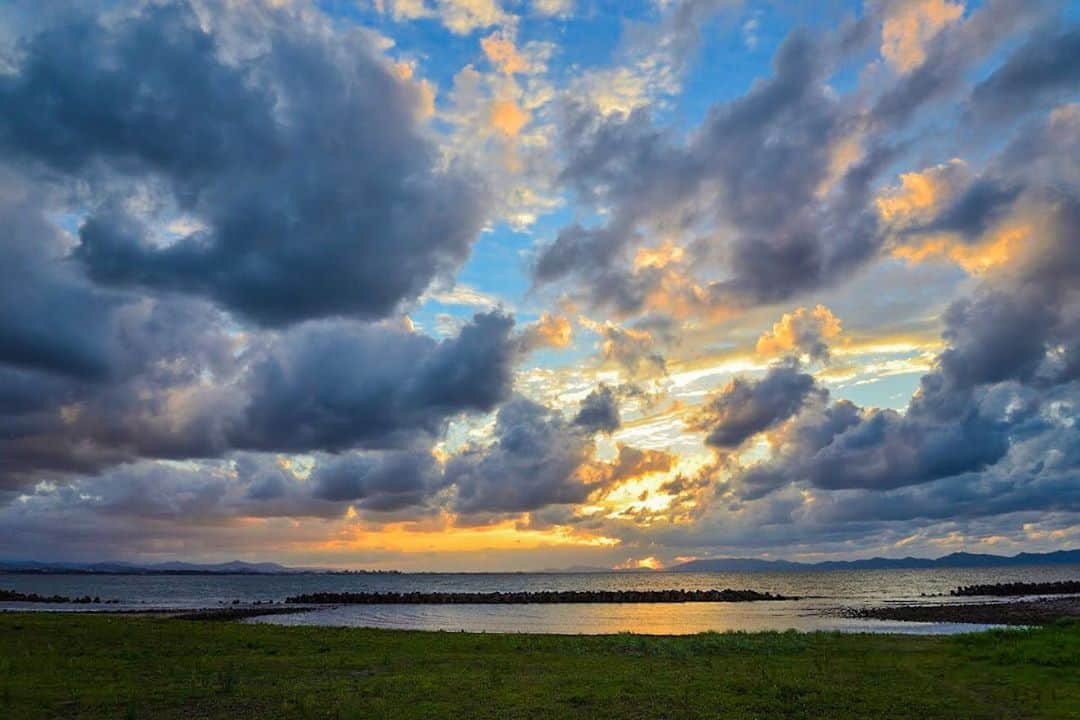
[950,580,1080,597]
[0,589,117,604]
[285,589,794,605]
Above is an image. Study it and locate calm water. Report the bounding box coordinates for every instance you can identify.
[2,565,1077,635]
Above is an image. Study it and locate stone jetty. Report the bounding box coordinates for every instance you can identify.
[842,596,1080,626]
[285,589,793,604]
[0,589,109,604]
[950,580,1080,597]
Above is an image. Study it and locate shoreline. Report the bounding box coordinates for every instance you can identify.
[842,596,1080,626]
[6,596,1080,630]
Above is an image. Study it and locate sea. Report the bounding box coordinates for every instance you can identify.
[2,565,1077,635]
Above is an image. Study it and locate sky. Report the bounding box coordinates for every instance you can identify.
[0,0,1077,571]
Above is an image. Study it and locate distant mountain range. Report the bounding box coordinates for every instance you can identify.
[668,549,1080,573]
[2,549,1077,575]
[539,565,613,574]
[0,560,304,575]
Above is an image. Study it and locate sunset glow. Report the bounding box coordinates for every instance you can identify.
[0,0,1077,572]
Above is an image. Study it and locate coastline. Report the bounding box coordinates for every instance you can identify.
[842,596,1080,626]
[6,590,1080,630]
[1,612,1076,719]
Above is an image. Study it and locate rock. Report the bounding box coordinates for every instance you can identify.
[284,589,796,605]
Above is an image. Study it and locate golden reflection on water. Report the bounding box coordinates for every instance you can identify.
[251,600,858,635]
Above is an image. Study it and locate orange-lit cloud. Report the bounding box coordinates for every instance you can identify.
[633,240,686,271]
[490,97,528,136]
[875,159,965,223]
[891,219,1029,275]
[481,32,527,75]
[881,0,964,73]
[521,312,573,350]
[875,158,1035,275]
[756,305,843,359]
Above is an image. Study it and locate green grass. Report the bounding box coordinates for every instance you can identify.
[0,614,1077,719]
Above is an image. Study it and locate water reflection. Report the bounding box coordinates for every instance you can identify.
[2,565,1073,635]
[245,600,1000,635]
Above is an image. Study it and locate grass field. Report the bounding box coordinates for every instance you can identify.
[0,613,1077,719]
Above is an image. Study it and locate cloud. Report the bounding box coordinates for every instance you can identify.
[875,160,968,225]
[537,30,882,316]
[690,363,823,450]
[568,0,737,117]
[439,48,561,230]
[0,3,522,501]
[310,447,446,511]
[446,393,665,514]
[869,0,1050,128]
[481,31,528,75]
[531,0,572,18]
[0,1,487,327]
[446,395,602,513]
[573,384,621,434]
[535,1,1060,323]
[0,0,1077,566]
[0,308,516,491]
[0,187,119,380]
[590,321,667,376]
[423,283,505,311]
[880,0,964,74]
[725,118,1080,498]
[607,444,676,483]
[970,23,1080,120]
[490,97,529,136]
[756,306,843,361]
[377,0,511,34]
[518,312,573,351]
[235,312,516,453]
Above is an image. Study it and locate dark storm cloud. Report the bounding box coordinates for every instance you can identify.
[807,451,1080,527]
[936,290,1057,389]
[970,23,1080,120]
[446,396,600,514]
[0,245,244,489]
[796,402,1013,492]
[0,309,516,493]
[573,385,621,434]
[0,1,515,502]
[690,363,822,450]
[0,189,118,380]
[239,455,298,502]
[235,312,515,453]
[913,179,1021,237]
[310,449,445,511]
[0,1,487,327]
[732,398,861,500]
